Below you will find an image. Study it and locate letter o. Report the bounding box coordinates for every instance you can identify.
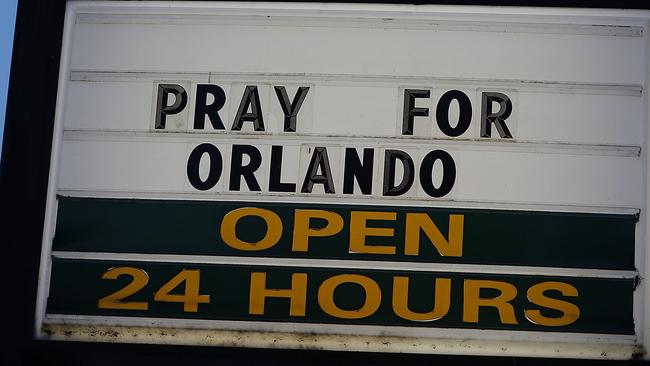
[187,143,222,191]
[220,207,282,251]
[420,150,456,198]
[436,90,472,137]
[318,274,381,319]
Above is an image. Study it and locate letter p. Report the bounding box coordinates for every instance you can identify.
[155,83,188,129]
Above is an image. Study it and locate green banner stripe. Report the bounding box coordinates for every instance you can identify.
[53,197,636,270]
[47,259,634,334]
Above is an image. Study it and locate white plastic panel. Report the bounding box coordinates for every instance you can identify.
[57,138,643,208]
[63,79,644,146]
[69,22,644,84]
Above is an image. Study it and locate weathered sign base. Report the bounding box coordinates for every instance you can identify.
[41,323,644,360]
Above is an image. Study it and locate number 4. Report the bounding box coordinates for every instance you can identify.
[154,269,210,312]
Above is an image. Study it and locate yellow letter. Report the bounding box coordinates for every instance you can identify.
[318,274,381,319]
[463,279,518,324]
[221,207,282,251]
[293,209,344,252]
[404,213,463,257]
[393,276,451,321]
[525,281,580,327]
[349,211,396,255]
[249,272,307,316]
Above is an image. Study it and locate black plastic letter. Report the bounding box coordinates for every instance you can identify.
[229,145,262,191]
[155,84,187,129]
[402,89,430,135]
[481,92,513,138]
[436,90,472,137]
[383,150,414,196]
[187,144,222,190]
[232,86,265,131]
[301,147,335,194]
[343,148,374,195]
[419,150,456,198]
[274,86,310,132]
[194,84,226,130]
[269,145,296,192]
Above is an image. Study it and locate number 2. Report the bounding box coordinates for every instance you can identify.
[97,267,149,310]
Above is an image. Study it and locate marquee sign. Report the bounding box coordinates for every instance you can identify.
[37,1,649,360]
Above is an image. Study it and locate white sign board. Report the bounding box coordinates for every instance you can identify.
[36,1,650,360]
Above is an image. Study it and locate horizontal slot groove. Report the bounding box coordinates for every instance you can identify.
[69,70,643,96]
[55,190,641,216]
[61,129,642,158]
[51,252,638,279]
[75,13,643,38]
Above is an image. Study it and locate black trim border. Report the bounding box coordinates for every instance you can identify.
[2,1,650,365]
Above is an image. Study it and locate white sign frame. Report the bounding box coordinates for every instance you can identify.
[35,1,650,360]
